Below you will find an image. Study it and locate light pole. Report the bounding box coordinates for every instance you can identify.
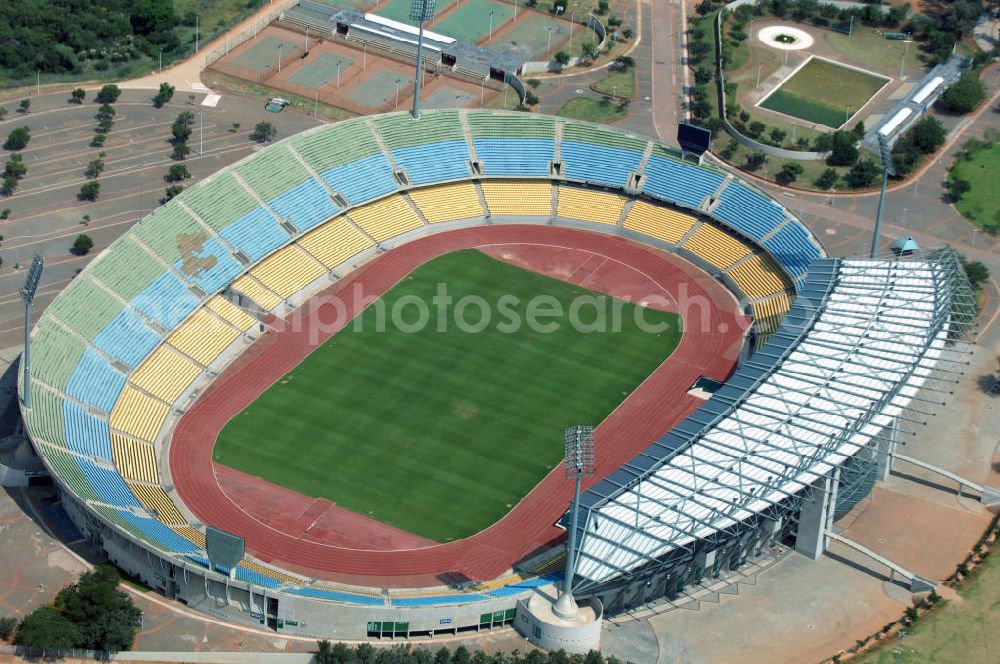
[19,254,44,409]
[546,26,554,54]
[277,43,282,72]
[337,60,342,89]
[871,135,896,258]
[159,48,162,71]
[199,111,204,156]
[513,0,518,20]
[488,11,495,41]
[195,14,200,53]
[554,425,595,621]
[756,63,762,87]
[480,76,486,107]
[409,0,438,119]
[899,34,910,79]
[395,78,401,108]
[569,11,576,54]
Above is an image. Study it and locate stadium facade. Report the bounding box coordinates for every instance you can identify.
[17,110,973,641]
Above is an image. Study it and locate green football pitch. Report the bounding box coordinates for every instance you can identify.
[213,250,682,542]
[759,57,888,128]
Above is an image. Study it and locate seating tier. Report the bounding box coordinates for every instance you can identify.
[623,201,697,244]
[713,182,788,240]
[643,155,725,211]
[111,434,158,483]
[232,275,283,311]
[482,180,551,216]
[557,187,626,225]
[129,346,202,404]
[347,196,423,242]
[110,386,170,443]
[166,309,242,366]
[408,183,484,223]
[298,217,373,268]
[250,245,326,298]
[728,255,787,300]
[682,224,751,269]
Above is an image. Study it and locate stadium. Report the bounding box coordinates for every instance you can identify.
[17,108,976,647]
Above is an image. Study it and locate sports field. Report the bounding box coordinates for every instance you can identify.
[213,250,681,542]
[949,139,1000,230]
[759,57,888,128]
[373,0,458,26]
[484,11,571,60]
[432,0,514,43]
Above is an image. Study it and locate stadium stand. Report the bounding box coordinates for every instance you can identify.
[65,348,126,413]
[557,186,627,225]
[249,245,326,298]
[374,111,471,185]
[63,401,112,460]
[28,386,67,447]
[89,238,167,303]
[347,195,424,242]
[681,224,752,270]
[92,309,163,371]
[110,386,170,443]
[752,292,793,338]
[77,457,141,508]
[623,201,697,244]
[45,276,124,342]
[206,296,257,331]
[561,122,647,187]
[129,346,202,404]
[482,180,552,216]
[166,309,242,367]
[762,222,822,279]
[28,319,87,392]
[467,112,556,176]
[129,482,185,525]
[728,255,788,300]
[712,181,788,240]
[408,183,484,222]
[297,216,374,268]
[643,146,726,210]
[232,275,284,311]
[111,434,158,483]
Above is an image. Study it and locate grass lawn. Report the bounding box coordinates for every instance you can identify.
[854,549,1000,664]
[759,58,888,128]
[201,71,356,123]
[557,97,629,123]
[214,250,681,542]
[950,141,1000,230]
[591,68,636,98]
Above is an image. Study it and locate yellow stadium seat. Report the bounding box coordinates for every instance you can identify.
[347,195,423,242]
[232,275,283,311]
[481,180,551,216]
[128,482,185,525]
[206,296,256,331]
[556,187,627,225]
[110,386,170,442]
[624,201,697,244]
[682,224,752,269]
[729,255,788,300]
[111,433,158,483]
[130,346,201,403]
[172,526,206,549]
[167,309,241,366]
[250,245,326,298]
[408,183,485,223]
[298,216,373,268]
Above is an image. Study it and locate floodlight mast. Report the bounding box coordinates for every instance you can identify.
[409,0,437,119]
[870,135,896,258]
[554,425,595,620]
[19,254,44,408]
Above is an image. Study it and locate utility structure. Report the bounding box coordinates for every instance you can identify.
[19,254,43,408]
[554,425,595,620]
[409,0,437,119]
[870,134,896,257]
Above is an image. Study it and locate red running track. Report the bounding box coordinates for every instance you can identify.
[170,225,749,587]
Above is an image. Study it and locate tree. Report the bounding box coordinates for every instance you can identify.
[153,81,175,108]
[826,131,859,166]
[0,175,15,196]
[3,126,30,150]
[98,117,114,133]
[775,161,803,185]
[14,606,81,650]
[845,158,881,188]
[79,181,100,201]
[95,84,121,104]
[97,103,116,120]
[743,151,767,172]
[769,127,787,144]
[5,153,26,179]
[939,71,986,114]
[162,184,184,202]
[0,209,10,220]
[131,0,178,36]
[86,158,105,178]
[171,111,194,143]
[53,565,140,652]
[73,234,95,254]
[0,616,16,640]
[70,88,86,104]
[0,107,6,122]
[615,55,635,71]
[597,0,610,14]
[959,255,989,290]
[18,99,30,114]
[947,176,972,202]
[815,168,839,190]
[250,121,277,143]
[231,122,241,133]
[910,116,946,154]
[554,50,571,67]
[91,133,106,147]
[171,142,191,160]
[166,164,191,181]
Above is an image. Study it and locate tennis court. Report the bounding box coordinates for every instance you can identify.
[432,0,514,43]
[485,11,572,60]
[424,85,476,109]
[342,68,415,109]
[373,0,459,26]
[231,34,304,73]
[288,52,356,88]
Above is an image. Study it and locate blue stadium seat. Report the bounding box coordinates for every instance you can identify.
[392,594,490,607]
[391,141,471,185]
[77,457,141,508]
[287,587,386,606]
[762,223,821,278]
[219,207,289,262]
[172,236,243,295]
[92,309,162,370]
[643,156,725,210]
[66,348,126,412]
[561,142,643,188]
[474,138,553,176]
[64,401,113,460]
[320,154,398,205]
[132,273,201,331]
[233,566,282,589]
[267,178,339,233]
[116,510,199,553]
[713,182,788,240]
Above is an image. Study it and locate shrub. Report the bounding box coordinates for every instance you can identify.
[166,164,191,182]
[249,121,277,143]
[73,234,94,254]
[3,126,30,150]
[79,181,100,201]
[815,167,839,190]
[743,151,767,172]
[826,131,859,166]
[95,84,121,104]
[70,88,86,104]
[162,184,184,203]
[939,71,986,114]
[18,99,30,113]
[0,616,15,640]
[153,81,175,108]
[775,161,803,185]
[845,158,880,188]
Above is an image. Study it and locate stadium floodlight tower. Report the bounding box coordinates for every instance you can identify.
[19,254,43,409]
[554,425,595,620]
[409,0,437,119]
[870,134,896,258]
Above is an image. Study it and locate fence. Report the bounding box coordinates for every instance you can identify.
[521,15,606,74]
